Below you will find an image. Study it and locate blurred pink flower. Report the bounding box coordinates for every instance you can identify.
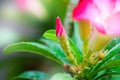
[73,0,120,36]
[15,0,27,10]
[56,17,66,37]
[15,0,47,18]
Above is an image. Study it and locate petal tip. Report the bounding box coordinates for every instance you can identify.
[55,17,66,37]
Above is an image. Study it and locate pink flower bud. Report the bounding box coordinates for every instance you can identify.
[56,17,66,37]
[55,17,78,65]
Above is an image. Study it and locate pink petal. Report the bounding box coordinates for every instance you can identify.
[72,0,101,22]
[114,0,120,13]
[93,0,116,18]
[105,12,120,35]
[72,0,104,29]
[16,0,47,18]
[56,17,66,37]
[72,0,105,34]
[15,0,27,10]
[94,24,106,34]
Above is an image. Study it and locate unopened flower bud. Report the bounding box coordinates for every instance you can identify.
[64,64,70,70]
[56,17,77,65]
[98,53,105,60]
[56,17,66,37]
[89,58,98,65]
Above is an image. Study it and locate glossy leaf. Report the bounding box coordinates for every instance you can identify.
[43,30,57,42]
[40,39,70,64]
[50,73,76,80]
[104,37,120,51]
[69,38,83,64]
[72,22,83,53]
[13,71,49,80]
[4,42,62,64]
[95,67,120,80]
[90,43,120,74]
[95,72,120,80]
[90,59,120,79]
[43,29,72,64]
[43,29,83,64]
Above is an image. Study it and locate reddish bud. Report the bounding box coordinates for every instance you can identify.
[56,17,66,37]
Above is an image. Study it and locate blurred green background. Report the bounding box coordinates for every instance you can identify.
[0,0,78,80]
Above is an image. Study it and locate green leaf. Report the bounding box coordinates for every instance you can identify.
[40,38,70,64]
[13,71,49,80]
[3,42,62,64]
[69,22,83,64]
[50,73,76,80]
[110,75,120,80]
[103,42,120,62]
[95,67,120,80]
[95,72,120,80]
[43,30,57,42]
[104,37,120,51]
[69,38,83,64]
[72,22,83,52]
[43,29,83,64]
[108,67,120,73]
[90,59,120,79]
[90,43,120,75]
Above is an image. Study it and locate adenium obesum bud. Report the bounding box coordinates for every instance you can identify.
[98,52,105,60]
[89,52,105,65]
[89,53,98,65]
[56,17,67,37]
[56,17,77,65]
[56,17,70,55]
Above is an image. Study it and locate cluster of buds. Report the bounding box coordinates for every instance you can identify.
[55,16,111,75]
[89,52,106,65]
[54,0,120,79]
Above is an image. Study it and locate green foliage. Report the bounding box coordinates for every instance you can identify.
[70,22,83,64]
[90,59,120,79]
[43,29,83,65]
[43,30,57,42]
[95,72,120,80]
[3,22,120,80]
[50,73,76,80]
[90,42,120,74]
[89,42,120,79]
[72,22,83,52]
[4,42,62,64]
[68,38,83,64]
[104,37,120,51]
[13,71,49,80]
[39,39,70,64]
